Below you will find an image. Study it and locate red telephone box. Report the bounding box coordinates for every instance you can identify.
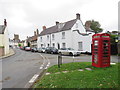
[92,33,110,67]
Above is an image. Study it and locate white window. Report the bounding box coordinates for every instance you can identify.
[94,40,98,46]
[62,43,66,48]
[53,43,55,47]
[40,37,42,42]
[62,32,65,39]
[47,35,49,41]
[52,34,55,40]
[78,42,83,51]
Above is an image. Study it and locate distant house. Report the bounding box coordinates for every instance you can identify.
[37,13,94,53]
[0,19,9,56]
[26,29,39,48]
[13,34,20,47]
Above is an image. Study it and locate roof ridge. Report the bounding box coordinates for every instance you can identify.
[39,19,77,36]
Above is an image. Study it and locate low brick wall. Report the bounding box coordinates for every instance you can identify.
[0,48,4,56]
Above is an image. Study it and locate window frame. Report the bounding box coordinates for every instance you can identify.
[62,32,65,39]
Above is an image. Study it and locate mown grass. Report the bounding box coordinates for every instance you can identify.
[33,62,119,88]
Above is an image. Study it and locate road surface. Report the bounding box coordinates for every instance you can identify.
[2,49,44,88]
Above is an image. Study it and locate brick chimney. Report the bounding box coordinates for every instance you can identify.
[85,21,91,30]
[34,31,37,36]
[43,26,46,30]
[36,29,39,35]
[76,13,80,20]
[4,19,7,26]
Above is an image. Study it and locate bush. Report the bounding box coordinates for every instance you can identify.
[0,46,4,48]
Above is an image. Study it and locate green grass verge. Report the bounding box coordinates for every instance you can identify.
[33,62,119,88]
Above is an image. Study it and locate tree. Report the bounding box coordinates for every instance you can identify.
[87,20,103,33]
[18,43,21,47]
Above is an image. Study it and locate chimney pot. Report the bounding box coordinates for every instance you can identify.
[36,29,39,35]
[43,26,46,30]
[34,31,36,36]
[4,19,7,26]
[56,21,59,25]
[76,13,80,20]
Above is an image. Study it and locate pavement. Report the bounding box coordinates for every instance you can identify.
[0,48,15,59]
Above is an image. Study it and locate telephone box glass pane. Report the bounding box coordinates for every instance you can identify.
[94,54,98,64]
[94,40,98,46]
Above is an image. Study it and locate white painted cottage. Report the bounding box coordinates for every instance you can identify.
[37,13,94,53]
[0,19,9,56]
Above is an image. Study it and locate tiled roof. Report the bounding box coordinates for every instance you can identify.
[0,25,6,34]
[31,36,37,41]
[62,19,77,31]
[27,35,38,42]
[39,19,77,36]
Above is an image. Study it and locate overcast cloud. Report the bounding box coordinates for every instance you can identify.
[0,0,119,40]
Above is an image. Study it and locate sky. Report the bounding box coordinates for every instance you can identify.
[0,0,119,40]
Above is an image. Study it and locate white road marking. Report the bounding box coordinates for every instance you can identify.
[44,67,48,69]
[47,64,49,67]
[39,53,51,70]
[29,74,39,83]
[48,62,50,65]
[39,67,43,69]
[39,54,46,70]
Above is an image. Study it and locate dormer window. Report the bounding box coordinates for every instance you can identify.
[58,23,65,29]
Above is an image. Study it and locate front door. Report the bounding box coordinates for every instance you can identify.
[57,43,60,49]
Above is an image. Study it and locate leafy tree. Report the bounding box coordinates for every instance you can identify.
[18,43,21,47]
[109,34,118,44]
[106,31,119,44]
[88,20,103,33]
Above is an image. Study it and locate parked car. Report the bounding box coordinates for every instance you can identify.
[31,47,38,52]
[19,46,23,50]
[58,48,81,56]
[45,47,58,54]
[20,46,25,50]
[38,47,46,53]
[23,46,27,50]
[25,47,31,51]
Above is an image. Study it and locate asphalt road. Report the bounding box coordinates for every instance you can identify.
[40,53,118,67]
[1,49,44,88]
[1,49,118,89]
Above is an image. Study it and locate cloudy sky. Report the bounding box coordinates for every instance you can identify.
[0,0,119,40]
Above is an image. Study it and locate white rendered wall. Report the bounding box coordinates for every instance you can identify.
[37,19,94,53]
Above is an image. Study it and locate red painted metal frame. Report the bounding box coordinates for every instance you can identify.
[92,33,110,67]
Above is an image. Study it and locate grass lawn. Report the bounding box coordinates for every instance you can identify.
[33,62,119,88]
